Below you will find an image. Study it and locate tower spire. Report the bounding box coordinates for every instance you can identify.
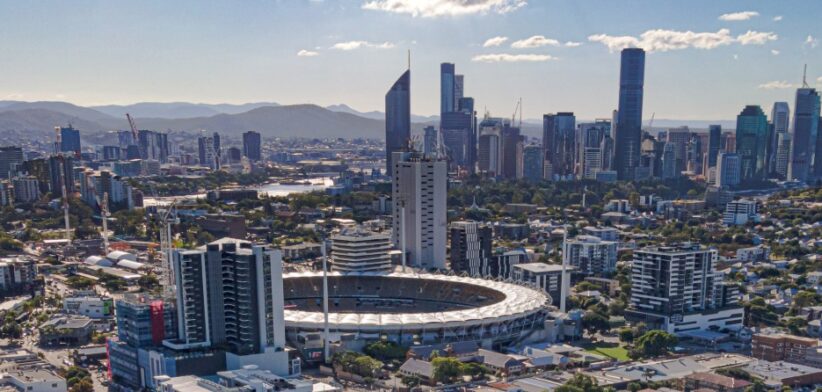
[407,49,411,71]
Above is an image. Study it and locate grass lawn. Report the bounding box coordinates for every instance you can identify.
[584,345,631,361]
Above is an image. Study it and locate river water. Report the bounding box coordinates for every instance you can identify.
[142,177,334,206]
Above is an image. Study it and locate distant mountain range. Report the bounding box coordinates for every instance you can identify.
[0,100,735,142]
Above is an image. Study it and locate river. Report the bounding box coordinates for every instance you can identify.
[142,177,334,206]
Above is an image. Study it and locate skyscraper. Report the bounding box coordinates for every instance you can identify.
[138,130,169,163]
[614,48,645,180]
[454,74,464,104]
[198,135,218,170]
[440,63,455,115]
[522,144,544,181]
[769,102,790,175]
[478,117,504,176]
[331,227,392,273]
[789,87,820,181]
[0,146,23,179]
[385,69,411,173]
[563,235,618,276]
[242,131,262,161]
[735,105,769,181]
[543,112,576,179]
[59,125,81,156]
[391,151,447,269]
[500,124,523,179]
[578,121,611,180]
[707,125,722,169]
[423,126,437,156]
[716,151,741,188]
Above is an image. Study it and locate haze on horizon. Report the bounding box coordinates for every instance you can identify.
[1,0,821,121]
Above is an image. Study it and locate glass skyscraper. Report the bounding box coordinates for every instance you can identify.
[615,48,645,181]
[789,88,820,181]
[385,69,410,172]
[440,63,455,115]
[735,105,769,181]
[59,125,81,156]
[708,125,721,169]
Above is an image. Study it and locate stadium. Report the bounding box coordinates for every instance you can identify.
[282,271,551,352]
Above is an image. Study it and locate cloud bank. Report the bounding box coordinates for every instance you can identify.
[471,53,555,62]
[718,11,759,21]
[362,0,526,18]
[588,29,777,52]
[331,41,395,50]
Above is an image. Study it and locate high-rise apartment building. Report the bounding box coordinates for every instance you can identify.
[59,125,81,156]
[385,69,411,173]
[626,243,743,334]
[562,235,617,276]
[768,102,790,175]
[242,131,262,161]
[789,88,820,181]
[707,125,722,170]
[521,144,544,181]
[423,126,438,156]
[138,130,170,163]
[577,121,611,180]
[478,117,505,176]
[198,135,219,170]
[775,132,792,179]
[449,221,492,276]
[735,105,769,181]
[501,125,523,179]
[331,227,392,273]
[391,151,447,269]
[542,112,576,179]
[615,48,645,180]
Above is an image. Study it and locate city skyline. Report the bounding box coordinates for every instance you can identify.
[1,1,821,121]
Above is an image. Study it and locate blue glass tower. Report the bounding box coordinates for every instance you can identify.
[735,105,769,181]
[440,63,455,116]
[615,48,645,181]
[385,69,410,172]
[789,88,820,181]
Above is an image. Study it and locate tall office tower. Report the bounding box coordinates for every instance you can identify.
[59,125,81,156]
[614,48,645,180]
[542,112,576,179]
[138,130,170,163]
[661,143,677,179]
[385,69,411,173]
[563,235,618,276]
[735,105,769,181]
[716,151,741,188]
[423,126,438,156]
[441,111,473,170]
[0,146,23,179]
[768,102,790,175]
[449,221,493,276]
[212,132,222,168]
[788,87,820,181]
[330,227,392,273]
[242,131,262,161]
[522,144,544,181]
[478,117,504,176]
[707,125,722,170]
[48,155,75,194]
[501,124,523,179]
[458,97,477,174]
[578,121,611,180]
[391,151,447,269]
[454,74,464,104]
[170,239,289,373]
[198,136,218,170]
[440,63,456,115]
[686,133,702,174]
[625,243,743,334]
[665,127,690,175]
[775,133,792,179]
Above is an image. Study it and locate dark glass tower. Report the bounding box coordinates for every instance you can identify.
[708,125,721,168]
[789,88,820,181]
[735,105,769,181]
[614,48,645,181]
[385,69,410,173]
[440,63,455,115]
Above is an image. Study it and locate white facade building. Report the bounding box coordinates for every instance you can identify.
[562,235,618,275]
[723,199,758,226]
[391,151,447,269]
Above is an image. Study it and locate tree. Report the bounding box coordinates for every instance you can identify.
[69,379,93,392]
[363,340,407,361]
[618,327,634,343]
[631,330,678,359]
[556,374,603,392]
[431,357,463,383]
[401,375,421,390]
[582,312,611,335]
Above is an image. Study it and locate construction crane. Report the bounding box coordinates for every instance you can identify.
[511,98,522,126]
[126,113,139,142]
[648,112,655,130]
[149,184,178,299]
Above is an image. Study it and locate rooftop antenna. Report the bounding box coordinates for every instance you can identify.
[802,64,810,88]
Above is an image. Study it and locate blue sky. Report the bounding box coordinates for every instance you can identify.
[1,0,820,120]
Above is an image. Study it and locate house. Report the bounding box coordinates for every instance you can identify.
[407,341,479,361]
[683,372,751,392]
[478,349,523,376]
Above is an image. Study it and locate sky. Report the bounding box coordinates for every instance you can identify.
[1,0,821,121]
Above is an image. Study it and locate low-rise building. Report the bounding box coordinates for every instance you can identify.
[63,296,113,319]
[511,263,569,307]
[0,369,66,392]
[39,316,94,346]
[477,349,523,376]
[751,332,818,363]
[742,360,822,388]
[723,199,758,226]
[683,372,750,392]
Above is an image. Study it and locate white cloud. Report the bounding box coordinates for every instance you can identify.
[362,0,526,18]
[297,49,319,57]
[818,76,822,83]
[331,40,395,50]
[736,30,778,45]
[588,29,776,53]
[564,41,582,47]
[806,35,819,48]
[471,53,555,62]
[773,15,783,22]
[718,11,759,21]
[771,49,780,55]
[758,81,796,89]
[483,36,508,47]
[511,35,560,48]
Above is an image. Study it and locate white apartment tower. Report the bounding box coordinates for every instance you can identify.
[331,227,393,273]
[391,151,447,269]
